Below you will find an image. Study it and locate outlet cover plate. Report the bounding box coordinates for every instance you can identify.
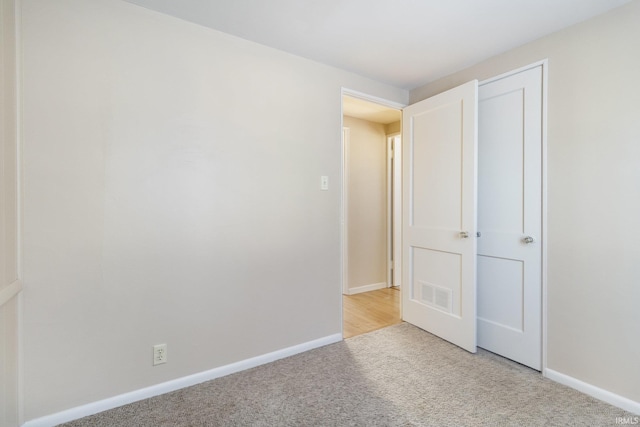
[153,344,167,366]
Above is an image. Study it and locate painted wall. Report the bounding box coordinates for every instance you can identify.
[411,0,640,404]
[385,121,401,135]
[343,116,387,293]
[19,0,408,421]
[0,0,20,425]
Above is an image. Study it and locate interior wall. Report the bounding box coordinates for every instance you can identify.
[343,116,387,293]
[411,0,640,404]
[19,0,408,421]
[385,121,401,135]
[0,0,20,425]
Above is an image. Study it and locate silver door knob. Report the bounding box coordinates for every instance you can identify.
[523,236,535,244]
[460,231,469,239]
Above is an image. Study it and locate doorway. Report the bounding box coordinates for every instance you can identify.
[341,92,403,338]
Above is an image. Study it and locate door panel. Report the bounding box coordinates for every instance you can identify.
[478,89,524,233]
[477,256,524,331]
[411,102,463,230]
[402,80,478,353]
[412,248,462,316]
[477,66,542,370]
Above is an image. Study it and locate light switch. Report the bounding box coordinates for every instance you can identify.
[320,176,329,190]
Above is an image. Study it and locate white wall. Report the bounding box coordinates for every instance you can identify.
[343,116,387,293]
[0,0,20,425]
[411,0,640,405]
[19,0,408,421]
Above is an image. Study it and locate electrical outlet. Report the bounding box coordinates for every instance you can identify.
[153,344,167,366]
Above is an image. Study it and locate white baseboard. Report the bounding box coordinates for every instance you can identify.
[23,333,342,427]
[545,368,640,414]
[346,282,387,295]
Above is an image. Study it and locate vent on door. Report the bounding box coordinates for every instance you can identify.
[419,281,452,313]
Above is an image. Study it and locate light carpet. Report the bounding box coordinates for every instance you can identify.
[61,323,635,426]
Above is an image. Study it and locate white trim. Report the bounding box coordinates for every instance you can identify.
[386,135,393,287]
[479,59,548,86]
[346,282,387,295]
[341,88,406,111]
[341,127,350,295]
[22,333,343,427]
[16,0,25,420]
[391,134,402,289]
[545,368,640,414]
[386,132,403,289]
[540,59,549,375]
[0,279,22,307]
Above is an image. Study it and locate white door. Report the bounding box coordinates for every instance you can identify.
[477,66,543,369]
[402,80,478,353]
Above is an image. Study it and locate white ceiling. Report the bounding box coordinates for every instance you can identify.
[126,0,630,90]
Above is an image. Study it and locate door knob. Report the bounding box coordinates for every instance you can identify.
[523,236,535,244]
[459,231,469,239]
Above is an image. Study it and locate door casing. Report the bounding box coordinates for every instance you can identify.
[387,133,402,288]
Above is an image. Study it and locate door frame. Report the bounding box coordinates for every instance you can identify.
[479,59,548,373]
[340,88,405,299]
[341,126,350,295]
[386,132,402,288]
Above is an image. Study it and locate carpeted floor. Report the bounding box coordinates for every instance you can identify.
[61,323,635,426]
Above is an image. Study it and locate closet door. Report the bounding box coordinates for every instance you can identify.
[477,66,543,370]
[402,80,478,353]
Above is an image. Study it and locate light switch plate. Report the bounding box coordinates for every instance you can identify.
[320,176,329,190]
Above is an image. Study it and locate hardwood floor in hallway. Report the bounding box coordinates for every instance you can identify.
[343,287,402,339]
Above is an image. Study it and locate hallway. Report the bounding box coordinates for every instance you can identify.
[343,288,401,338]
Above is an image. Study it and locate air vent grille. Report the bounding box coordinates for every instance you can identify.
[419,281,452,313]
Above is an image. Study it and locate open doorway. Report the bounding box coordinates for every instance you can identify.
[341,93,403,338]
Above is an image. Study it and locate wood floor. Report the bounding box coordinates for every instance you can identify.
[343,287,402,339]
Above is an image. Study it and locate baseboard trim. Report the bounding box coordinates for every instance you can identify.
[545,368,640,414]
[347,282,387,295]
[23,333,343,427]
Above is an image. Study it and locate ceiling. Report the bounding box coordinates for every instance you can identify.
[343,96,401,124]
[126,0,630,90]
